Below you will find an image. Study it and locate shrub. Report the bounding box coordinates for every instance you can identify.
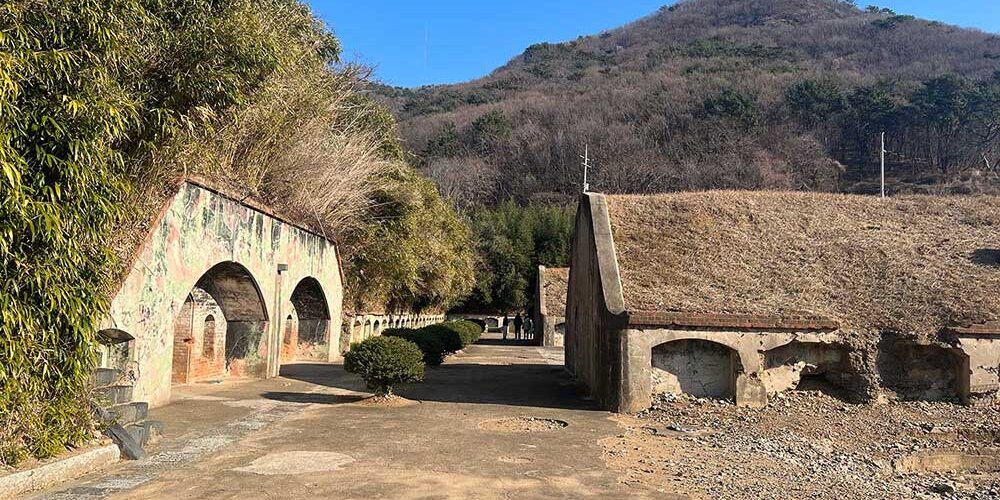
[382,328,447,366]
[381,328,417,339]
[445,320,484,346]
[416,320,484,357]
[344,336,424,396]
[419,324,464,353]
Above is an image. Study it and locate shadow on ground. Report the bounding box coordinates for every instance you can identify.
[260,392,366,405]
[474,338,537,346]
[278,345,596,411]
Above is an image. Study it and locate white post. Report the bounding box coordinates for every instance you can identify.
[581,145,591,193]
[880,132,886,199]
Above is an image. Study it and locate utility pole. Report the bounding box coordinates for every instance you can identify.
[581,145,591,193]
[880,131,886,199]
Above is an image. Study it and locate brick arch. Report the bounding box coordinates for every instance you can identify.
[194,261,269,322]
[171,261,268,385]
[286,277,332,362]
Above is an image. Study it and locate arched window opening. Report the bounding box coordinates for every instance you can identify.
[203,315,216,359]
[284,315,295,346]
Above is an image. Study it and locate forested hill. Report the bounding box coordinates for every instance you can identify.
[376,0,1000,208]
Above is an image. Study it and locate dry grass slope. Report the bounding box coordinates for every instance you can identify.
[543,267,570,318]
[606,191,1000,339]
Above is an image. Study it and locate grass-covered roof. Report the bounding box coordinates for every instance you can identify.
[605,191,1000,337]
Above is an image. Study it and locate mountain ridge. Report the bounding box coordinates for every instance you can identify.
[375,0,1000,207]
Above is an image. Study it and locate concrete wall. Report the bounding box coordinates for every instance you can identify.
[618,327,844,411]
[105,181,343,407]
[952,336,1000,403]
[651,339,735,398]
[566,194,629,411]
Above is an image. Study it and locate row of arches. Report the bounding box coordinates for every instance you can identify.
[345,314,444,348]
[100,261,333,388]
[168,262,332,384]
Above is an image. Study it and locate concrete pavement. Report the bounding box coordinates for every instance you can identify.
[33,337,662,499]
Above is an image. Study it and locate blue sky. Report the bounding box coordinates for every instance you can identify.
[307,1,1000,88]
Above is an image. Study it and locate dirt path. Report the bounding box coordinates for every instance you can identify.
[34,338,664,499]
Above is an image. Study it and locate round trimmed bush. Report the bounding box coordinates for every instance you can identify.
[381,327,417,339]
[382,328,447,366]
[451,320,484,345]
[408,331,448,366]
[420,324,464,353]
[344,336,425,395]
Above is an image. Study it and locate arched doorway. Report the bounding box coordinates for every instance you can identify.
[171,262,268,384]
[651,339,737,399]
[287,277,331,362]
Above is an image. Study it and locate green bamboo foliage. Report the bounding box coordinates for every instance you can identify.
[0,0,340,465]
[0,0,142,465]
[1,0,476,465]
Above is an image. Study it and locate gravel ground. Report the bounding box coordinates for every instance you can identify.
[601,390,1000,499]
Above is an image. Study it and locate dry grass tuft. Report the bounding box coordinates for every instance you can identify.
[111,64,390,270]
[605,191,1000,338]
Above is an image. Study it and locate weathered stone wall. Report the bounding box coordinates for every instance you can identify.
[651,340,735,398]
[566,194,628,411]
[106,182,343,407]
[877,340,962,401]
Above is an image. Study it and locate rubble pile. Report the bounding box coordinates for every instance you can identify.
[602,391,1000,499]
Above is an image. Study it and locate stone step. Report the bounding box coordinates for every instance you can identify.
[95,384,133,406]
[124,420,164,447]
[92,368,120,388]
[105,402,148,426]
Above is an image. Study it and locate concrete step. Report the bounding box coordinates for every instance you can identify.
[92,368,120,388]
[105,402,148,426]
[124,420,164,447]
[95,384,133,406]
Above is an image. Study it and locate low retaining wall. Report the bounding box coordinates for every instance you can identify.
[0,444,120,498]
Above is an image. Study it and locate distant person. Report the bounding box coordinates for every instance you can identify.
[502,315,510,340]
[514,313,524,340]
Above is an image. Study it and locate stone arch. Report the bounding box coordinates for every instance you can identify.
[364,319,372,339]
[172,261,268,384]
[651,339,739,399]
[373,320,381,336]
[288,277,331,361]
